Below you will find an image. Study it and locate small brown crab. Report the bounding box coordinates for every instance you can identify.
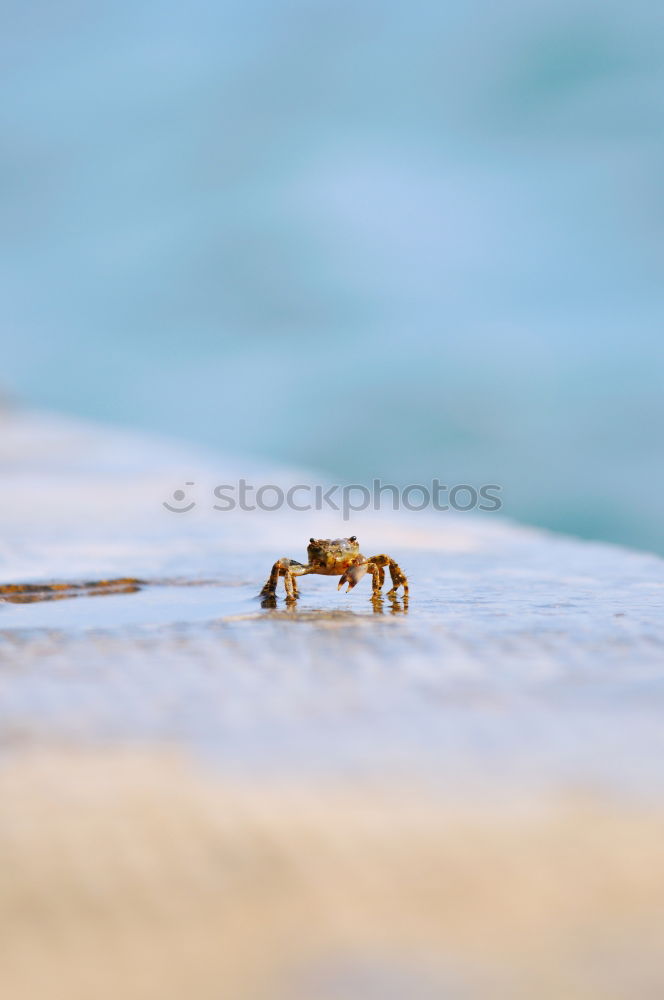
[260,536,408,601]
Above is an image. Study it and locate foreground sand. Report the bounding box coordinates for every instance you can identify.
[2,749,664,1000]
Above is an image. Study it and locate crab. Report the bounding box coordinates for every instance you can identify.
[259,536,408,601]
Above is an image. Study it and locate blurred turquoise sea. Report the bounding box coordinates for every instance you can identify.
[2,0,663,552]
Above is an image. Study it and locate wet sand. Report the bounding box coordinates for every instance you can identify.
[1,538,663,795]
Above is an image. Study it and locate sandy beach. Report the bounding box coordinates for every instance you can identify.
[1,411,664,998]
[3,750,664,1000]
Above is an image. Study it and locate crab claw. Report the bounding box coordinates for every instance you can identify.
[338,562,369,593]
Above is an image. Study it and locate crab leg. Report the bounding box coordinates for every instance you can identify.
[370,554,408,597]
[259,559,309,599]
[371,565,385,593]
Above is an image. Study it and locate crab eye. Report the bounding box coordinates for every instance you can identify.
[350,535,357,542]
[309,538,316,544]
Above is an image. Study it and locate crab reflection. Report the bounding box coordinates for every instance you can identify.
[260,593,408,617]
